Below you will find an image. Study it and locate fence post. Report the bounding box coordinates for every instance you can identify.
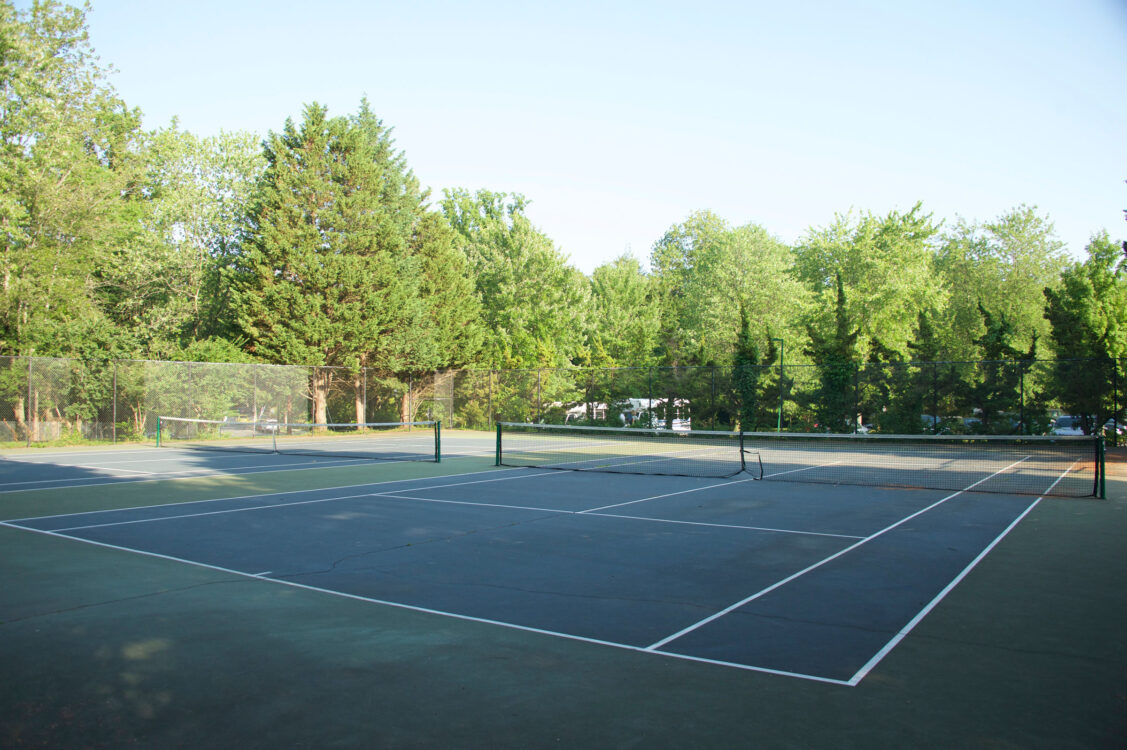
[931,363,939,434]
[710,365,716,428]
[1019,360,1026,435]
[777,357,785,433]
[853,362,860,434]
[1112,359,1119,448]
[26,357,32,446]
[592,369,599,422]
[537,369,542,423]
[112,361,117,444]
[647,367,654,421]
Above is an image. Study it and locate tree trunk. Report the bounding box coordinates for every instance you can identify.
[353,371,365,426]
[312,368,330,426]
[400,391,412,423]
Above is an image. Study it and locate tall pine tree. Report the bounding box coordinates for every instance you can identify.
[732,301,760,431]
[235,102,426,424]
[804,274,860,432]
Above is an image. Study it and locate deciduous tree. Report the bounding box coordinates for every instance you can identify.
[0,0,146,356]
[441,189,588,369]
[794,202,941,359]
[1043,232,1127,432]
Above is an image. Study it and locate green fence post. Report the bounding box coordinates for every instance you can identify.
[1098,435,1106,499]
[156,416,162,448]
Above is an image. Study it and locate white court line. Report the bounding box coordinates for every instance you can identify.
[375,468,571,495]
[644,456,1032,652]
[7,466,530,523]
[379,468,858,537]
[2,453,177,469]
[47,491,385,532]
[0,520,852,685]
[579,478,757,513]
[41,469,824,539]
[58,462,156,476]
[0,447,353,469]
[373,492,861,540]
[585,512,866,540]
[25,469,567,529]
[48,463,852,538]
[1,447,165,460]
[763,460,845,478]
[370,492,576,515]
[0,451,494,493]
[516,443,736,472]
[843,461,1078,686]
[0,456,376,490]
[0,439,496,491]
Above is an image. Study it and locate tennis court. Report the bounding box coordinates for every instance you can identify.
[1,426,1124,747]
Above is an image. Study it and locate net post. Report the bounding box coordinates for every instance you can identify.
[739,429,746,473]
[156,416,161,448]
[495,422,502,466]
[435,420,441,463]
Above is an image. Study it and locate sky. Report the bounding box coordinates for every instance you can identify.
[65,0,1127,273]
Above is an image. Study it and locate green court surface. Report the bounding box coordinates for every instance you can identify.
[0,440,1124,749]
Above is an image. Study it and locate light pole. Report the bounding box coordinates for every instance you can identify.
[771,338,784,432]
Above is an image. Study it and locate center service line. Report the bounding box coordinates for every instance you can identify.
[644,457,1031,653]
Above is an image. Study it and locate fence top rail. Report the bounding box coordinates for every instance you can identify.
[2,355,1126,373]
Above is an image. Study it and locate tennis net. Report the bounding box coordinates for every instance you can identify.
[157,417,440,462]
[496,423,1102,497]
[496,422,750,479]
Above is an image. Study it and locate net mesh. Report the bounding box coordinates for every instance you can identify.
[497,423,1100,497]
[158,417,440,462]
[746,432,1098,497]
[497,423,747,478]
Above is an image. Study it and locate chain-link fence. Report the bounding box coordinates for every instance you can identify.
[1,356,1124,447]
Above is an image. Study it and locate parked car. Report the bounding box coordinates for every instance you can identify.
[1051,416,1085,436]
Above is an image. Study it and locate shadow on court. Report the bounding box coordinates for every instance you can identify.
[0,447,1124,748]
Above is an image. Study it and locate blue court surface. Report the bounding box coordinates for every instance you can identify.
[0,433,495,491]
[5,460,1041,685]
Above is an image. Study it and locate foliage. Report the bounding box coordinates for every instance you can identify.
[235,101,429,422]
[442,188,589,369]
[803,275,860,432]
[651,211,807,367]
[0,0,146,356]
[731,302,782,431]
[935,206,1068,360]
[794,203,941,358]
[1043,232,1127,432]
[960,304,1036,433]
[0,1,1122,440]
[103,126,264,355]
[406,211,484,372]
[588,254,661,367]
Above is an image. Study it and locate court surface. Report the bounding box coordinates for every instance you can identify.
[0,431,495,491]
[2,431,1124,748]
[4,440,1051,684]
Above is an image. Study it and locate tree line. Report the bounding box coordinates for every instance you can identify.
[2,2,1125,432]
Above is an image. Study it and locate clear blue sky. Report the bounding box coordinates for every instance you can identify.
[71,0,1127,272]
